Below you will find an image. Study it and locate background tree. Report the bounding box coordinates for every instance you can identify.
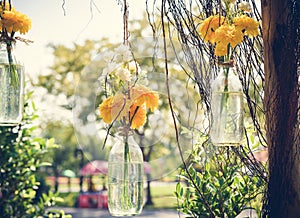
[34,15,197,204]
[33,39,107,182]
[261,0,300,217]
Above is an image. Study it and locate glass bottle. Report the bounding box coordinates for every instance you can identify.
[210,65,244,146]
[0,41,24,125]
[108,130,144,216]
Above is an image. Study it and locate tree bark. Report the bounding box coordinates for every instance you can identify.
[261,0,300,217]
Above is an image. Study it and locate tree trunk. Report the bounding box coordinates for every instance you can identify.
[139,133,154,205]
[261,0,300,217]
[145,174,154,205]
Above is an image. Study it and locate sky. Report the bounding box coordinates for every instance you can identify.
[13,0,145,77]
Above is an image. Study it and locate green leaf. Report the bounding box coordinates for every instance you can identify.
[38,162,52,167]
[46,138,60,148]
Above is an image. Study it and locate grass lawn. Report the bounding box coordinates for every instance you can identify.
[146,183,178,209]
[55,181,178,209]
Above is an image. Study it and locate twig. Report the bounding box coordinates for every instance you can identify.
[161,0,215,217]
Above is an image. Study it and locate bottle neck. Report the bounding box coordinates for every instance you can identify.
[117,125,133,136]
[0,41,16,65]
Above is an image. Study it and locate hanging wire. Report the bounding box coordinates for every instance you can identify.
[61,0,66,16]
[101,0,130,148]
[123,0,129,45]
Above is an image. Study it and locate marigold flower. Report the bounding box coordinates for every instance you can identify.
[15,12,32,34]
[99,96,115,124]
[111,94,131,120]
[233,15,259,37]
[129,104,146,129]
[99,94,130,124]
[199,15,225,43]
[99,87,158,128]
[215,25,244,51]
[214,42,228,57]
[131,85,159,112]
[1,10,32,34]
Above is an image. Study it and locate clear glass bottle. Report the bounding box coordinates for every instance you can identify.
[0,42,24,126]
[108,130,144,216]
[210,65,244,146]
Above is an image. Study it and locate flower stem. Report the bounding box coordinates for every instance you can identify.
[220,66,229,115]
[6,42,19,87]
[122,133,131,208]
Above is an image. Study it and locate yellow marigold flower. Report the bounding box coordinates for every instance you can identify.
[233,15,259,37]
[199,15,225,43]
[215,25,244,49]
[99,96,115,124]
[14,11,32,34]
[214,42,228,56]
[131,85,159,112]
[129,104,146,129]
[1,10,32,34]
[1,11,15,33]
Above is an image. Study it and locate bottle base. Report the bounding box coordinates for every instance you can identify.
[109,211,142,217]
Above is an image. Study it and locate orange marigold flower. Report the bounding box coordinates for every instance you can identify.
[111,94,131,121]
[199,15,225,43]
[233,15,259,37]
[129,104,146,129]
[215,25,244,50]
[131,85,159,112]
[99,96,115,124]
[99,94,130,124]
[99,86,158,128]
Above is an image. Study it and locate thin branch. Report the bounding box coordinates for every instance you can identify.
[161,0,215,216]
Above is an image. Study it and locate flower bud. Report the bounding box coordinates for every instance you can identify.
[116,67,131,82]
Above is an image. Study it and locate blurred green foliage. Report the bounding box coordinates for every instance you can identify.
[0,92,69,217]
